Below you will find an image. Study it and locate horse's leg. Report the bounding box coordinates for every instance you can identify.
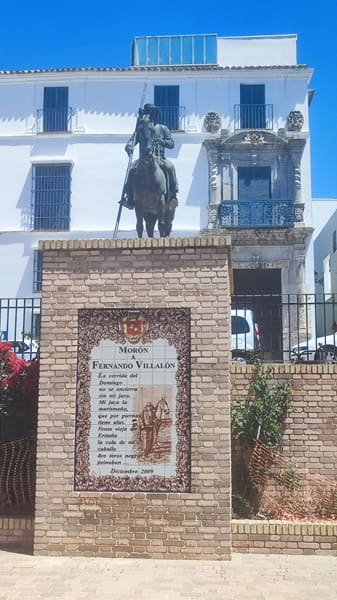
[157,195,167,237]
[145,214,156,238]
[135,204,144,238]
[164,209,175,237]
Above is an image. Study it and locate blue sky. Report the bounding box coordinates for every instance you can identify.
[1,0,336,198]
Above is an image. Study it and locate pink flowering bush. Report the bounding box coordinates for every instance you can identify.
[0,342,39,441]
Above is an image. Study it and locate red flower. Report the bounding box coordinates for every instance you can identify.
[0,343,39,402]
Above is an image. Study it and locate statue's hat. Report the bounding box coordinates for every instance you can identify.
[142,103,160,121]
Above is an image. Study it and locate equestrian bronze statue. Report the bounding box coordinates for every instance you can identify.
[123,103,178,238]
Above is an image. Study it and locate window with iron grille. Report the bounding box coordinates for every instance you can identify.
[43,87,69,132]
[32,164,71,231]
[33,250,42,293]
[154,85,180,130]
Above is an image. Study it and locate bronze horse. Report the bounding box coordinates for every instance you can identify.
[132,117,176,238]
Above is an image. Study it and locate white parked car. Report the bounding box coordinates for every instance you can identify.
[291,334,337,363]
[231,309,261,363]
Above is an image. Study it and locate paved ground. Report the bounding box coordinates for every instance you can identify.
[0,549,336,599]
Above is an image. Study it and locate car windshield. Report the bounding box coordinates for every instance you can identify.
[232,316,250,334]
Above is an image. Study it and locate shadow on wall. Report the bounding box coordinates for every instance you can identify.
[182,143,208,230]
[16,168,32,231]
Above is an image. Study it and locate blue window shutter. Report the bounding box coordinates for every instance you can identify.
[154,85,179,130]
[43,87,69,132]
[240,84,266,128]
[238,167,271,200]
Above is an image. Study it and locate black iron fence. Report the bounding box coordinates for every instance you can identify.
[1,295,337,366]
[231,293,337,364]
[0,298,41,360]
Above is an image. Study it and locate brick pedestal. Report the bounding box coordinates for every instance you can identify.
[34,236,232,559]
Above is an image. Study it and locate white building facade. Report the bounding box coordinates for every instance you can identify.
[0,33,314,316]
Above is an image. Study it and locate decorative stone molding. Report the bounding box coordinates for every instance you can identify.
[208,203,219,229]
[210,227,313,247]
[294,202,305,223]
[234,257,289,271]
[294,165,301,192]
[287,110,304,131]
[243,132,265,144]
[203,112,222,134]
[209,153,218,191]
[249,253,262,269]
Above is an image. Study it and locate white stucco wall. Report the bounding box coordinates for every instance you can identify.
[217,35,297,67]
[0,37,314,299]
[312,200,337,293]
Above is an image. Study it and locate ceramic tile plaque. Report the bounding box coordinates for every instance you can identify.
[75,308,191,492]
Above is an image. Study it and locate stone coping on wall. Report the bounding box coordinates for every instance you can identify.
[39,235,232,252]
[232,519,337,555]
[230,363,337,374]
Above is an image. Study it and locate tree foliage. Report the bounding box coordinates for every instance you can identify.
[0,342,39,441]
[232,358,292,449]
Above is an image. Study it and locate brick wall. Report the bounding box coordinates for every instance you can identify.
[232,520,337,555]
[0,517,33,550]
[34,236,232,559]
[1,518,336,555]
[231,363,337,480]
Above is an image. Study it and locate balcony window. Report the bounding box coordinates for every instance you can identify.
[238,167,271,201]
[219,166,294,228]
[154,85,182,130]
[32,164,71,231]
[40,87,71,133]
[238,84,268,129]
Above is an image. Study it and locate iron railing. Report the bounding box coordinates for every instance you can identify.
[1,295,337,366]
[158,106,186,131]
[219,199,294,228]
[36,107,74,133]
[231,293,337,363]
[0,298,41,359]
[234,103,273,130]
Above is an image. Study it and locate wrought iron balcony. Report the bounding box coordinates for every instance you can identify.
[36,107,74,133]
[219,199,294,228]
[157,106,186,131]
[234,104,273,131]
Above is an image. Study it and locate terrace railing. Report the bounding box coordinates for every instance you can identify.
[36,107,74,133]
[158,106,186,131]
[220,199,294,228]
[234,103,273,131]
